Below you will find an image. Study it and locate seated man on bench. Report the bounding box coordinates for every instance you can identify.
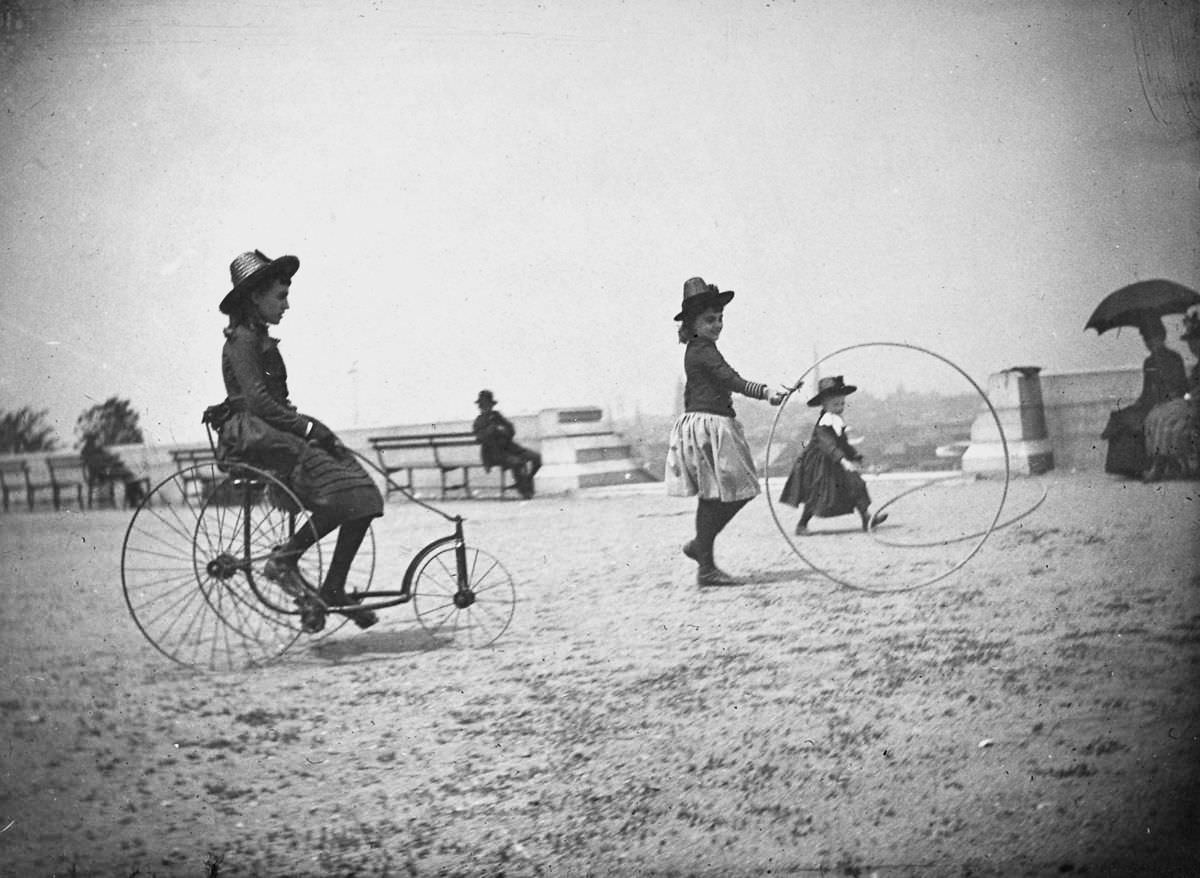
[472,389,541,499]
[81,437,149,508]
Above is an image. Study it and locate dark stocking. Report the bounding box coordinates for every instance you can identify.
[693,499,720,568]
[320,517,372,599]
[714,498,749,535]
[694,498,750,571]
[274,511,339,566]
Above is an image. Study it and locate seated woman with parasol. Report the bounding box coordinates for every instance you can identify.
[1098,315,1187,480]
[1090,280,1198,480]
[1138,316,1191,481]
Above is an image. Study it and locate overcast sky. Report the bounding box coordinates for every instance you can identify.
[1,0,1197,446]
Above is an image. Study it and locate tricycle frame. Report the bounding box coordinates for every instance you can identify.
[120,455,516,671]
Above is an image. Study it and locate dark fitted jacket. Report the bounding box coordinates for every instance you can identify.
[219,321,383,519]
[683,338,767,418]
[806,415,863,464]
[221,323,310,436]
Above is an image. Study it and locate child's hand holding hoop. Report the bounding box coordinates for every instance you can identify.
[768,380,800,406]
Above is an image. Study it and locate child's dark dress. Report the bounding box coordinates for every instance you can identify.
[779,412,871,517]
[221,323,383,522]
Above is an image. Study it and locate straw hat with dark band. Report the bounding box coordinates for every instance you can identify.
[674,276,735,322]
[219,250,300,314]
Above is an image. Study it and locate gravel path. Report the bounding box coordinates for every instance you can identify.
[2,473,1198,877]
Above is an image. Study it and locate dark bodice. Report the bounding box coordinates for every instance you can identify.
[1139,347,1188,409]
[221,323,307,436]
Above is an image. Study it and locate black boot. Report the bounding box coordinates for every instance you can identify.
[263,546,326,634]
[697,563,738,587]
[317,586,378,630]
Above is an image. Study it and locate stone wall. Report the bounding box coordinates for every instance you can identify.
[1039,366,1142,472]
[957,364,1145,475]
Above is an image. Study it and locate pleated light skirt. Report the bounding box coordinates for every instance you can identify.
[665,412,762,502]
[1144,398,1195,458]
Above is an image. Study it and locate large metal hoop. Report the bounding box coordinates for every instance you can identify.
[764,342,1010,594]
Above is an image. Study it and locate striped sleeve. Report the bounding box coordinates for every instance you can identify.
[744,381,768,400]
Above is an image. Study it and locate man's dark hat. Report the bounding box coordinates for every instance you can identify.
[807,375,857,407]
[476,389,496,405]
[674,276,735,322]
[220,250,300,315]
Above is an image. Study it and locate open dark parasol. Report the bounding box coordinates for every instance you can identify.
[1085,279,1200,335]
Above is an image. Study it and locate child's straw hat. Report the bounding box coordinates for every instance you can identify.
[675,277,735,322]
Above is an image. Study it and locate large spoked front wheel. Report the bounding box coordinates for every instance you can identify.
[120,462,323,671]
[410,541,516,647]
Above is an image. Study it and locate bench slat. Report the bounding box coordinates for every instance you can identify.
[368,432,503,500]
[0,459,46,512]
[45,454,86,511]
[169,448,220,499]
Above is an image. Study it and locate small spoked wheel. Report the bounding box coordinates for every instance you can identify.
[120,462,324,671]
[410,542,516,647]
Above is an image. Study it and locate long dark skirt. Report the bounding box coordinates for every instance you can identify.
[287,444,383,522]
[219,411,383,523]
[779,445,870,518]
[1100,406,1147,478]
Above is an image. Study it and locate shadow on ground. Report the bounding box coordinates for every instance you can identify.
[307,627,448,661]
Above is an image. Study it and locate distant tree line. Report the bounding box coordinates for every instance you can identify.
[0,396,143,455]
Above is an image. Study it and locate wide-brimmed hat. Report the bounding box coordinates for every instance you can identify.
[219,250,300,314]
[807,375,857,407]
[476,389,496,405]
[674,276,735,322]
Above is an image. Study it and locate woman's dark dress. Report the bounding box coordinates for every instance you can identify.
[1102,346,1188,477]
[221,323,382,521]
[779,416,870,517]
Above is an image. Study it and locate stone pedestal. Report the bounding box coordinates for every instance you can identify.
[961,366,1055,475]
[532,407,658,492]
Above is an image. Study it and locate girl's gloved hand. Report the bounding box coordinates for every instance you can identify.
[306,419,346,456]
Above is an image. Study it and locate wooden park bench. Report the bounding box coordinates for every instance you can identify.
[368,432,520,500]
[170,446,221,499]
[44,454,87,510]
[0,458,51,512]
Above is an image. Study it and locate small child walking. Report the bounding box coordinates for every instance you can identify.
[779,375,888,535]
[666,277,789,586]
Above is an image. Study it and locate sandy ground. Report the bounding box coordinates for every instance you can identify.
[1,472,1199,877]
